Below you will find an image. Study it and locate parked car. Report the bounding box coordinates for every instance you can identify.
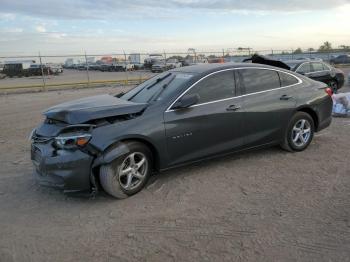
[245,55,345,92]
[28,64,43,76]
[144,54,164,69]
[152,59,182,73]
[3,62,32,77]
[133,63,144,70]
[99,64,112,72]
[166,59,182,69]
[119,62,134,71]
[151,62,167,73]
[48,64,63,74]
[99,64,124,72]
[30,63,333,198]
[330,54,350,65]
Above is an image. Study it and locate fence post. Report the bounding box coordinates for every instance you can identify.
[123,50,129,85]
[84,51,90,87]
[39,52,46,91]
[163,50,167,67]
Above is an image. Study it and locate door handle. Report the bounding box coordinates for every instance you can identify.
[226,104,241,111]
[280,94,293,100]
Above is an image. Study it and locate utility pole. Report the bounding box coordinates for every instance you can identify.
[39,52,46,91]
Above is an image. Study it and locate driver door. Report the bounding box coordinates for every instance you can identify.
[163,70,244,167]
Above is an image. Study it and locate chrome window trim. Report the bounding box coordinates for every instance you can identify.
[296,61,331,74]
[165,67,302,113]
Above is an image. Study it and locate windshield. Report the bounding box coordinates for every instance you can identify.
[121,72,194,103]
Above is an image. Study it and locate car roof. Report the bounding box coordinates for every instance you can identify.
[171,62,288,75]
[284,60,311,64]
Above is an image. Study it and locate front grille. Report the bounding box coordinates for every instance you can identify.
[31,145,42,164]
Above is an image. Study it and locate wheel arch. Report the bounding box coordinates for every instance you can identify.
[92,136,160,171]
[296,107,319,131]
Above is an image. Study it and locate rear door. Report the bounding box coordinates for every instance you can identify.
[164,70,244,166]
[308,62,332,84]
[238,68,298,147]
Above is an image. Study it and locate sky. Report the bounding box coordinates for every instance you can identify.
[0,0,350,56]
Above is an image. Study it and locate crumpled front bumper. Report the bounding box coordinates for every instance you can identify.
[31,142,94,192]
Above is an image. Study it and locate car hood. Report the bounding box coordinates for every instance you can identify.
[243,54,291,70]
[44,94,147,124]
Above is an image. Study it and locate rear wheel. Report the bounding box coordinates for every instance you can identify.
[281,112,315,152]
[99,142,152,199]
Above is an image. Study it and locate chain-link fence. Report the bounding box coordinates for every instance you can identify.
[0,49,349,92]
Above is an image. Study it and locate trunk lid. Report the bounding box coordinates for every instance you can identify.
[243,54,291,70]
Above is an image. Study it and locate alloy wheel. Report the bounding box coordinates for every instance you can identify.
[291,119,312,147]
[118,152,148,191]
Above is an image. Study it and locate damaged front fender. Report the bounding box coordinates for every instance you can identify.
[92,142,130,168]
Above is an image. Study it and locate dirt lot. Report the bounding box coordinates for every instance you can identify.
[0,82,350,261]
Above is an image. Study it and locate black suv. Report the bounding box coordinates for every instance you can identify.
[284,60,344,92]
[246,55,344,92]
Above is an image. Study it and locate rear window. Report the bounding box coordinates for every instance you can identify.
[239,69,280,94]
[278,72,299,87]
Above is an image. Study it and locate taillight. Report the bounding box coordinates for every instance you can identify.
[325,87,333,96]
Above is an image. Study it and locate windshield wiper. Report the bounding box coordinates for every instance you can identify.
[128,73,172,101]
[148,74,176,102]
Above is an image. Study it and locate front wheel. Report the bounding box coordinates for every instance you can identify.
[281,112,315,152]
[99,142,152,199]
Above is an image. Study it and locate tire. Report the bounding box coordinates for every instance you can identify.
[281,112,315,152]
[328,80,338,94]
[99,141,152,199]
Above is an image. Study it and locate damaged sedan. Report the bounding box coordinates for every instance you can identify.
[30,63,333,198]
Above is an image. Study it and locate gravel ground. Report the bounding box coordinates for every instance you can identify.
[0,82,350,261]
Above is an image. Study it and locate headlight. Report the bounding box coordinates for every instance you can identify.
[54,133,91,149]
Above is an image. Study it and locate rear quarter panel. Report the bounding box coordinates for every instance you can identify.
[294,77,332,131]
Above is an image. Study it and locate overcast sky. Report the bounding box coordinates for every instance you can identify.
[0,0,350,55]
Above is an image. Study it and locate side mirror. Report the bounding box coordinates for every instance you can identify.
[172,94,199,110]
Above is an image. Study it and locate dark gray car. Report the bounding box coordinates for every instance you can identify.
[30,63,333,198]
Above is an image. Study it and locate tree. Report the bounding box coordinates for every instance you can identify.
[339,45,350,51]
[318,41,332,52]
[293,48,303,54]
[307,48,315,52]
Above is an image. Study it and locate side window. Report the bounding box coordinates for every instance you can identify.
[239,69,280,94]
[296,63,311,74]
[322,63,330,71]
[312,62,324,72]
[186,71,235,104]
[278,72,299,87]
